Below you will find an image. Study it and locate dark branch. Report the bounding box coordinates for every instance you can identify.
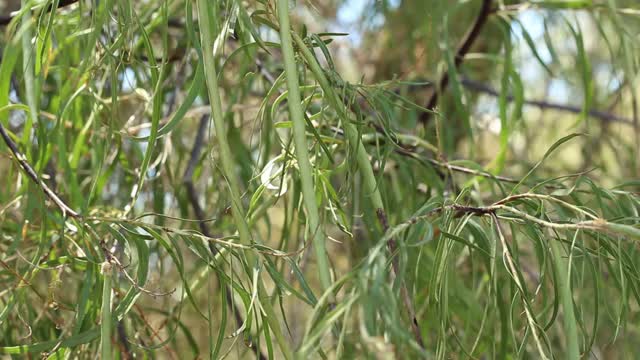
[0,122,80,218]
[116,312,132,359]
[183,115,214,241]
[420,0,493,124]
[459,77,634,125]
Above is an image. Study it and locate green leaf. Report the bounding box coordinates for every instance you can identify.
[511,133,585,194]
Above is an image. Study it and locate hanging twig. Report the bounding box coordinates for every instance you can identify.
[0,122,80,218]
[491,213,549,359]
[183,115,213,240]
[458,77,634,125]
[420,0,493,124]
[376,209,426,349]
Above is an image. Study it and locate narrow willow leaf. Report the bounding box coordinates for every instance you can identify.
[511,133,585,194]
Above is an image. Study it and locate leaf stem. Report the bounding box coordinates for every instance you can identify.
[549,231,580,359]
[100,262,113,360]
[276,0,333,293]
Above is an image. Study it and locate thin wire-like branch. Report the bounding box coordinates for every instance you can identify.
[0,122,80,218]
[392,143,602,193]
[491,213,549,360]
[420,0,493,124]
[314,107,603,197]
[459,77,634,125]
[183,115,213,240]
[101,242,176,297]
[397,194,625,238]
[422,156,518,183]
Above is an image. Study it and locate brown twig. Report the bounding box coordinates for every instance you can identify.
[396,194,618,240]
[0,122,80,218]
[459,77,634,125]
[392,144,598,192]
[116,322,132,360]
[420,0,493,124]
[123,293,179,360]
[183,115,212,240]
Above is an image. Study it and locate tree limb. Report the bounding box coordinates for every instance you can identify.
[420,0,493,124]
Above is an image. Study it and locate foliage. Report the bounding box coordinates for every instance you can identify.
[0,0,639,358]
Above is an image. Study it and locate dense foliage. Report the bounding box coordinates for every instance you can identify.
[1,0,640,358]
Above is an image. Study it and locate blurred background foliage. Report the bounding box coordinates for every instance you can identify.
[0,0,640,359]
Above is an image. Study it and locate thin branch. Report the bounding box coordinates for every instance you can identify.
[392,144,601,193]
[420,0,493,124]
[422,156,519,183]
[116,322,132,360]
[398,195,619,238]
[183,115,212,240]
[314,107,601,196]
[0,122,80,218]
[102,246,176,298]
[121,292,179,360]
[459,77,634,125]
[491,213,549,360]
